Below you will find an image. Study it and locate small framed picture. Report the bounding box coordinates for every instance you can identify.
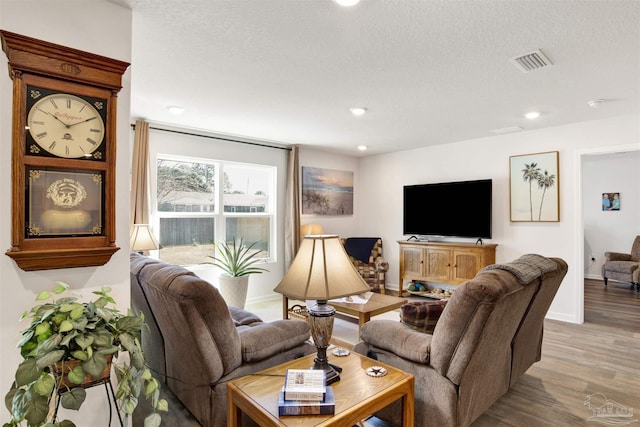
[602,193,620,211]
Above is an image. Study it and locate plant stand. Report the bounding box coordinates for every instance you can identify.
[51,358,124,427]
[51,378,124,427]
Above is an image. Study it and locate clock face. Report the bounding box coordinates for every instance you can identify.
[26,88,106,159]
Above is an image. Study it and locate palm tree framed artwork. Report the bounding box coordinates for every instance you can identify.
[510,151,559,222]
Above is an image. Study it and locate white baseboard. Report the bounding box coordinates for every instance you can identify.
[246,293,282,306]
[385,283,399,293]
[546,310,581,324]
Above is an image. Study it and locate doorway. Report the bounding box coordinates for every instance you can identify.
[579,146,639,328]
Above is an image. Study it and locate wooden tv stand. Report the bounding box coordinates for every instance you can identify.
[398,240,497,296]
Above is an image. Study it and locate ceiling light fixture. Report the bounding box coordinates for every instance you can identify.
[524,111,541,119]
[358,145,368,151]
[167,105,184,115]
[334,0,361,6]
[349,107,367,116]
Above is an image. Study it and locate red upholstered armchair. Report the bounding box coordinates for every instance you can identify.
[341,237,389,293]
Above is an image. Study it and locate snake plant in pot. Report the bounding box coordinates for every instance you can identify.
[207,237,269,309]
[4,282,168,427]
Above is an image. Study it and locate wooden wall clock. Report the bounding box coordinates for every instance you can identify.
[1,30,130,271]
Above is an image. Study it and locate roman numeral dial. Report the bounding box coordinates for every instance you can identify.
[27,92,106,159]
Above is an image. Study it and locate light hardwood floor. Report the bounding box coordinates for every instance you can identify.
[584,278,639,332]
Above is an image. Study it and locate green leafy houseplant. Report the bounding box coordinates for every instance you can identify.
[4,282,167,427]
[207,237,269,277]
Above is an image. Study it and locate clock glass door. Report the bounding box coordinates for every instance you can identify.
[25,167,105,237]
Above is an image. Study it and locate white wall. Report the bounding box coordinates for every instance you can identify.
[583,151,640,278]
[0,1,132,423]
[354,115,639,323]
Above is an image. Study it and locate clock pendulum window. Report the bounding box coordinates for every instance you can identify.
[1,30,130,271]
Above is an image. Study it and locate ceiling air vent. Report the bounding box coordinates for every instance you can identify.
[511,49,552,73]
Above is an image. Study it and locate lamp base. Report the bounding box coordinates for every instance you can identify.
[308,301,341,385]
[311,358,341,385]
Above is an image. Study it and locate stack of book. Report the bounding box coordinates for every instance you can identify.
[278,369,335,416]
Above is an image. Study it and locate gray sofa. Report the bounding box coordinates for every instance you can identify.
[353,254,568,427]
[130,252,315,426]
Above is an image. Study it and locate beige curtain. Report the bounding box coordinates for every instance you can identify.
[130,120,151,229]
[284,145,300,267]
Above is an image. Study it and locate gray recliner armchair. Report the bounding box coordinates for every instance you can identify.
[130,252,315,426]
[602,235,640,292]
[354,254,568,427]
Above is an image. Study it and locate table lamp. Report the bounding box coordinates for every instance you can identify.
[274,235,370,384]
[300,223,324,238]
[130,224,159,254]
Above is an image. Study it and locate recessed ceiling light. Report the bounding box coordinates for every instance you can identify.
[350,107,367,116]
[358,145,368,151]
[167,105,184,115]
[524,111,541,119]
[334,0,361,6]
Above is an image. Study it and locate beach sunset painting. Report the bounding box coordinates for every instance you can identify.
[302,167,353,215]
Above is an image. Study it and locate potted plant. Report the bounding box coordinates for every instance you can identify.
[207,237,268,309]
[4,282,168,427]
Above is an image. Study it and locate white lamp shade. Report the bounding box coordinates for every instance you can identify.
[130,224,159,252]
[274,235,369,301]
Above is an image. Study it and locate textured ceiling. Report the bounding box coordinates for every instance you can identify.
[117,0,640,156]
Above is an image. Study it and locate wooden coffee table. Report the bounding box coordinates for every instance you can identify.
[283,293,407,336]
[227,351,414,427]
[330,293,407,335]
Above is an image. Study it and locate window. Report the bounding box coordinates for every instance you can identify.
[155,156,274,266]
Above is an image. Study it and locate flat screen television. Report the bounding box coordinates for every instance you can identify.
[403,179,492,239]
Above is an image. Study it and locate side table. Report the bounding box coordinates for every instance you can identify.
[227,351,414,427]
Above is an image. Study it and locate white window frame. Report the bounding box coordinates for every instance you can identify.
[154,153,276,266]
